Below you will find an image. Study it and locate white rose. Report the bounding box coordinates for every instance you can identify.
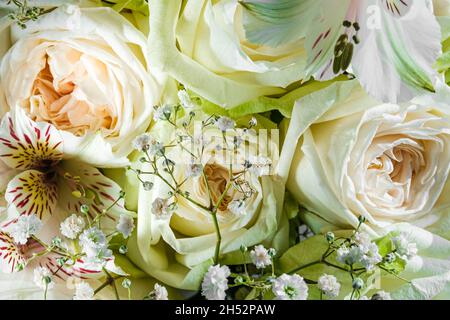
[121,113,286,290]
[148,0,307,108]
[280,80,450,236]
[0,3,164,167]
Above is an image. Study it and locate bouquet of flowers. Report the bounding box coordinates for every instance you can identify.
[0,0,449,300]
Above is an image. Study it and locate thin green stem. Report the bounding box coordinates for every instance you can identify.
[44,283,48,300]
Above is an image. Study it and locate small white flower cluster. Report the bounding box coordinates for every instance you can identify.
[60,214,85,239]
[7,214,42,245]
[215,116,235,132]
[185,163,203,178]
[178,90,196,110]
[249,245,274,269]
[116,213,135,239]
[392,235,418,260]
[154,105,174,121]
[336,232,382,270]
[317,274,340,298]
[201,264,230,300]
[79,226,113,265]
[151,197,172,220]
[33,266,53,290]
[272,274,308,300]
[132,133,164,156]
[145,283,169,300]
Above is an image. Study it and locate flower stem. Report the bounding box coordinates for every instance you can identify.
[212,210,222,264]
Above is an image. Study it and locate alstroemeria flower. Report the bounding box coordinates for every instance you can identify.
[148,0,308,108]
[279,80,450,236]
[242,0,441,103]
[0,4,164,167]
[0,107,130,225]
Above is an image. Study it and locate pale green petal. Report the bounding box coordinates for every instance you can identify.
[241,0,318,47]
[353,0,441,102]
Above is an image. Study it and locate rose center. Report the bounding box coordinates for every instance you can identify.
[367,142,425,207]
[202,163,232,211]
[24,45,116,137]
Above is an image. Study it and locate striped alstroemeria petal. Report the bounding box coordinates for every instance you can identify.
[58,161,133,233]
[381,0,413,16]
[5,170,58,220]
[0,232,27,273]
[0,108,63,171]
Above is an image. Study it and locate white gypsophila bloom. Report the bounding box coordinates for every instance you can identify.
[215,117,235,132]
[272,274,308,300]
[73,282,94,300]
[359,296,370,300]
[79,227,112,264]
[132,133,153,152]
[392,235,418,259]
[227,199,246,216]
[317,274,341,298]
[151,198,172,220]
[116,214,135,239]
[298,224,314,241]
[360,242,382,271]
[336,246,362,266]
[148,141,165,158]
[153,283,169,300]
[79,227,107,249]
[354,232,372,252]
[178,90,196,110]
[60,214,85,239]
[250,245,272,269]
[185,163,203,178]
[372,290,392,300]
[249,117,257,127]
[33,266,54,290]
[154,105,173,121]
[201,265,230,300]
[7,214,42,245]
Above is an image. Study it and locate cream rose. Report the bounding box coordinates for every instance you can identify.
[0,3,163,167]
[279,80,450,236]
[148,0,307,108]
[115,111,286,290]
[433,0,450,16]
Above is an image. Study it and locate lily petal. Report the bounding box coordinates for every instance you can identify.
[352,0,441,102]
[57,160,134,232]
[5,170,58,220]
[0,232,28,273]
[241,0,319,47]
[0,108,63,170]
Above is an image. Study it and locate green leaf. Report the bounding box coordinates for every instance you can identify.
[192,76,350,119]
[180,258,214,290]
[375,234,395,257]
[381,257,407,275]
